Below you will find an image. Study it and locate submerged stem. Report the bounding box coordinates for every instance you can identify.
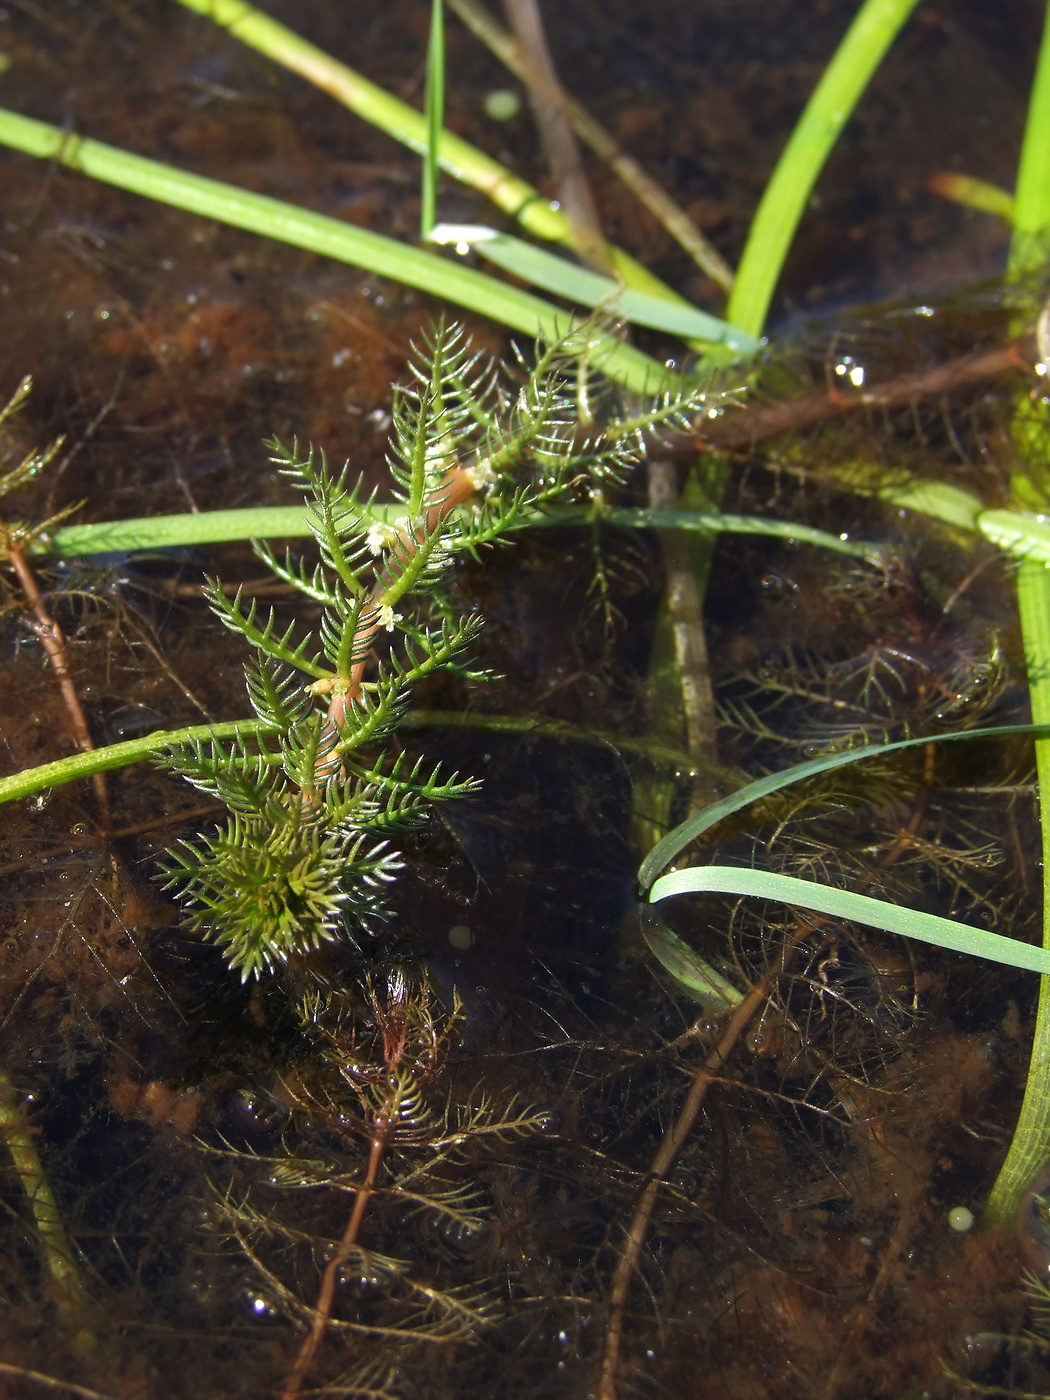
[985,562,1050,1224]
[0,1068,88,1319]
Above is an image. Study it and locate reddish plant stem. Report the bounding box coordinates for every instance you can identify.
[690,340,1030,454]
[6,542,110,829]
[279,1121,392,1400]
[322,465,479,737]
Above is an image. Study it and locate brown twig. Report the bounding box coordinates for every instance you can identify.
[6,541,110,829]
[279,1129,392,1400]
[599,751,935,1399]
[448,0,733,289]
[692,340,1030,455]
[503,0,613,275]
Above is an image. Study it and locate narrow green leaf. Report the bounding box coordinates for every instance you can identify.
[421,0,445,238]
[0,106,665,392]
[649,865,1050,975]
[34,503,884,561]
[928,171,1016,222]
[430,225,759,351]
[638,723,1050,892]
[640,907,744,1011]
[727,0,922,338]
[0,719,276,806]
[979,507,1050,562]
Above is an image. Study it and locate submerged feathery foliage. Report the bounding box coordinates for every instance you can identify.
[161,320,725,977]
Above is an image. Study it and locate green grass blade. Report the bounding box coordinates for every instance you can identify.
[639,723,1050,892]
[985,560,1050,1221]
[174,0,567,242]
[579,507,883,559]
[0,106,665,392]
[0,719,275,806]
[173,0,692,309]
[430,226,758,350]
[421,0,445,238]
[979,508,1050,562]
[928,171,1016,222]
[640,907,744,1011]
[648,865,1050,976]
[29,504,882,560]
[983,0,1050,1225]
[36,506,319,557]
[1011,0,1050,277]
[726,0,921,338]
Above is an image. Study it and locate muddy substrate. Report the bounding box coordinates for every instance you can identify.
[0,2,1048,1398]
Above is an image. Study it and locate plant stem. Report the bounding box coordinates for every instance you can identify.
[0,106,664,392]
[503,0,612,274]
[0,1068,87,1318]
[985,561,1050,1224]
[26,501,883,562]
[172,0,562,245]
[173,0,687,304]
[1010,0,1050,280]
[0,718,274,806]
[447,0,734,290]
[6,540,110,828]
[421,0,444,239]
[726,0,921,338]
[984,0,1050,1224]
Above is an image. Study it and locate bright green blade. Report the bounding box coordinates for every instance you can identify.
[430,225,759,351]
[979,508,1050,562]
[0,106,665,392]
[29,504,883,560]
[649,866,1050,975]
[727,0,922,339]
[639,724,1050,892]
[0,719,275,806]
[421,0,445,238]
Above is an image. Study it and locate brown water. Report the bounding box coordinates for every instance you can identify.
[0,2,1047,1397]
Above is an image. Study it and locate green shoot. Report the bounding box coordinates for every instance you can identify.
[726,0,922,338]
[421,0,445,239]
[927,170,1016,222]
[640,724,1050,977]
[427,226,758,350]
[21,502,879,562]
[983,0,1050,1226]
[156,320,723,977]
[649,866,1050,977]
[0,106,663,391]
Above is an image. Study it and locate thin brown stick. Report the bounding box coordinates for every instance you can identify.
[279,1131,390,1400]
[692,341,1030,455]
[503,0,613,275]
[448,0,734,289]
[598,924,807,1400]
[6,542,110,829]
[0,1363,121,1400]
[599,758,935,1399]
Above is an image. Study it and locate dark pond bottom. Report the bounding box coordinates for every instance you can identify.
[0,2,1047,1398]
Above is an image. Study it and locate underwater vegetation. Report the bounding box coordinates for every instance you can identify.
[3,2,1050,1399]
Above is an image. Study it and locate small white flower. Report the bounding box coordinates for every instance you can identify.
[366,520,399,555]
[377,604,402,631]
[465,457,498,491]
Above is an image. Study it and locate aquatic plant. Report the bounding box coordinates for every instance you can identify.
[1,3,1050,1397]
[157,318,722,977]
